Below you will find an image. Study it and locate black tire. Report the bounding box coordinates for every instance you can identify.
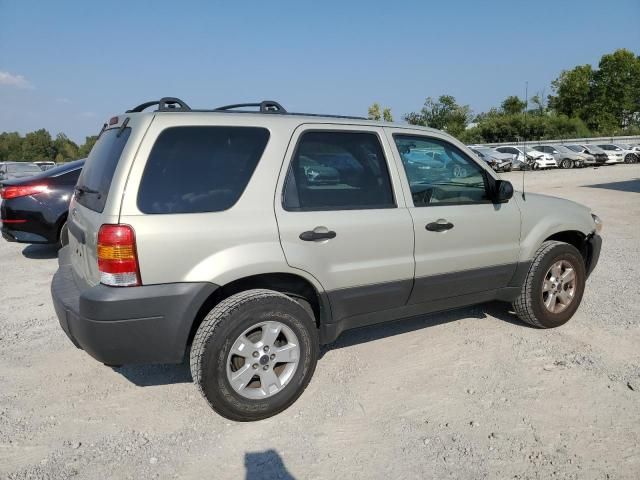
[513,241,586,328]
[624,154,635,164]
[561,158,572,169]
[190,289,319,421]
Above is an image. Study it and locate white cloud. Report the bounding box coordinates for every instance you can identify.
[0,71,33,89]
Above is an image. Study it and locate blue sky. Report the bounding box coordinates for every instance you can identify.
[1,0,638,143]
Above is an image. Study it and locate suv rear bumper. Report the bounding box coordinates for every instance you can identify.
[51,247,217,365]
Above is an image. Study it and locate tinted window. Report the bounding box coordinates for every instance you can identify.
[394,135,489,206]
[76,128,131,212]
[138,126,269,214]
[59,168,82,185]
[283,131,395,211]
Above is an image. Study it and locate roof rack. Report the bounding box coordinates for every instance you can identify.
[126,97,191,113]
[125,97,367,120]
[215,101,287,113]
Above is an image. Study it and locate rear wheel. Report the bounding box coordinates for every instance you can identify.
[513,241,586,328]
[561,158,572,169]
[190,289,319,421]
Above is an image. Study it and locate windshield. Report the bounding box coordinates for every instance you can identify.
[566,145,582,153]
[7,163,42,174]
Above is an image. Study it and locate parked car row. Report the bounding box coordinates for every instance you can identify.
[468,143,639,172]
[0,161,59,181]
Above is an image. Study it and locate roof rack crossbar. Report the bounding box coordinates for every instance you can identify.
[126,97,191,113]
[214,100,287,113]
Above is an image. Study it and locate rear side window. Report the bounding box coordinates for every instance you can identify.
[283,131,395,211]
[137,127,270,214]
[76,128,131,212]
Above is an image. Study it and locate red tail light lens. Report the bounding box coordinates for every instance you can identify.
[97,224,141,287]
[0,184,48,200]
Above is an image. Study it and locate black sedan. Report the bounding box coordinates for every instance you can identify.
[1,159,84,246]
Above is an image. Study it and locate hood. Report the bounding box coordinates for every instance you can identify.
[487,152,514,162]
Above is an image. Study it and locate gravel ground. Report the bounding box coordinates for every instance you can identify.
[1,164,639,480]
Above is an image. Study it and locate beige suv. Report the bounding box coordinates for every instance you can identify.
[51,98,602,421]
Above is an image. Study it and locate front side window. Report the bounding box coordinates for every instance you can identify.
[138,126,269,214]
[393,135,490,207]
[283,131,395,211]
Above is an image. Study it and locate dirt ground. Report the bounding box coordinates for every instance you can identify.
[1,164,639,480]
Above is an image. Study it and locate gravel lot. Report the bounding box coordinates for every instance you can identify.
[1,164,639,479]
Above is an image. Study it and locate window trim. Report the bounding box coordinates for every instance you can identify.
[391,133,495,208]
[282,129,398,212]
[136,125,271,215]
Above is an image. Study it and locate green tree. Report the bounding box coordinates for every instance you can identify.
[368,103,393,122]
[590,49,640,130]
[501,96,527,115]
[405,95,471,137]
[0,132,24,161]
[21,129,54,160]
[78,135,98,158]
[53,133,80,162]
[382,107,393,122]
[548,64,593,120]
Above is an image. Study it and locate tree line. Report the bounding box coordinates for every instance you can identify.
[0,129,97,163]
[369,48,640,143]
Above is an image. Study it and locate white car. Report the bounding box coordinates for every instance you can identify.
[596,144,635,164]
[495,146,558,170]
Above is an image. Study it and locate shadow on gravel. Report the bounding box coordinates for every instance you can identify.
[326,301,531,354]
[245,450,295,480]
[583,178,640,193]
[21,243,59,259]
[115,361,192,387]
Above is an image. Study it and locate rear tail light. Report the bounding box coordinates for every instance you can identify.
[0,184,48,200]
[97,224,141,287]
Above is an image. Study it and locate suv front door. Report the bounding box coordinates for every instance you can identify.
[387,129,522,305]
[275,125,415,323]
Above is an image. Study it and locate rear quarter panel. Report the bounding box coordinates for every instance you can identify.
[118,114,325,293]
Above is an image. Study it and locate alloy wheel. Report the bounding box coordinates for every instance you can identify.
[541,260,577,314]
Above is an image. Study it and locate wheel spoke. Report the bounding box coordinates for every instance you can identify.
[260,321,283,346]
[259,368,281,396]
[561,268,575,284]
[557,289,572,305]
[544,292,557,310]
[542,280,553,292]
[551,262,563,279]
[273,343,299,363]
[229,364,255,393]
[231,335,253,358]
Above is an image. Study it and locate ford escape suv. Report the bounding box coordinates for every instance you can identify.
[51,98,602,421]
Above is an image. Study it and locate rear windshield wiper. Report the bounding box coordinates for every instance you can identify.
[75,185,101,197]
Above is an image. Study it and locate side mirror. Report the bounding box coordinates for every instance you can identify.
[494,179,513,203]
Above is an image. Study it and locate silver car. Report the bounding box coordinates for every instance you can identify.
[468,146,514,172]
[532,144,590,169]
[596,144,634,164]
[50,97,603,421]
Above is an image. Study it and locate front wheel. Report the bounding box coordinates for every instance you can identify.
[513,241,586,328]
[190,289,319,421]
[625,154,635,164]
[561,158,572,169]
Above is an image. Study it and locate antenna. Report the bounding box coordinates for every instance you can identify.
[521,81,528,200]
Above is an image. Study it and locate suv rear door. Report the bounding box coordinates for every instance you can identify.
[67,115,152,286]
[275,124,414,323]
[387,129,521,305]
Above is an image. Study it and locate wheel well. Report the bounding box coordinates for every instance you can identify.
[187,273,323,344]
[545,230,587,262]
